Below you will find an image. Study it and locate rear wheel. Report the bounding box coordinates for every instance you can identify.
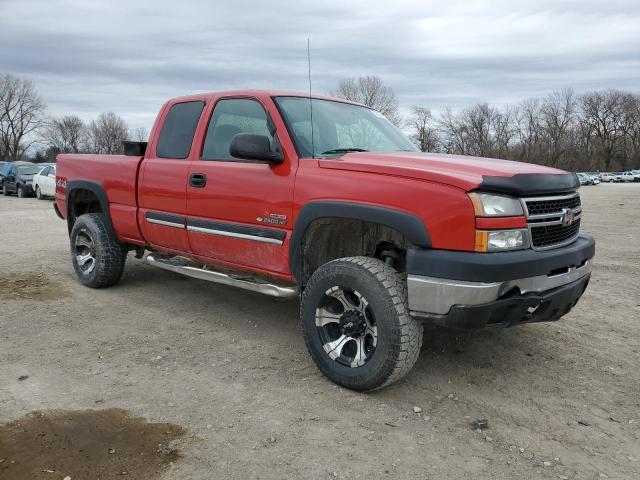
[17,185,24,198]
[3,183,10,196]
[70,213,127,288]
[300,256,423,391]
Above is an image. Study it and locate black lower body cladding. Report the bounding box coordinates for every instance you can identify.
[435,273,591,329]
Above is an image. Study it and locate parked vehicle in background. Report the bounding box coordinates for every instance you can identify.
[629,170,640,182]
[0,162,11,193]
[32,164,57,199]
[601,172,622,183]
[1,161,27,194]
[620,172,636,183]
[1,162,41,197]
[577,173,594,185]
[55,89,595,391]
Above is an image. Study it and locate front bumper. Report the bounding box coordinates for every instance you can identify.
[407,235,595,328]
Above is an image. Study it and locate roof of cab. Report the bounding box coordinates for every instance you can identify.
[165,89,369,108]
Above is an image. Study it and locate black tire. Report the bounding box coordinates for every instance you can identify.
[301,256,423,391]
[70,213,127,288]
[3,183,10,196]
[17,185,24,198]
[36,185,43,200]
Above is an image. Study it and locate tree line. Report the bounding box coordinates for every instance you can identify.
[0,73,146,163]
[335,77,640,172]
[2,72,639,171]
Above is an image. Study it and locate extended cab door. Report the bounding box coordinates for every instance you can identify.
[138,100,205,253]
[185,96,296,276]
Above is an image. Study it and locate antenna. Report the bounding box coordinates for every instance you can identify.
[307,38,315,158]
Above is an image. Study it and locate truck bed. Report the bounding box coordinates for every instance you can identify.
[55,154,145,244]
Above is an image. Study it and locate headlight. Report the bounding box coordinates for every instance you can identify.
[468,192,524,217]
[475,229,528,252]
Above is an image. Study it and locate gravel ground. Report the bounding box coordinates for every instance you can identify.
[0,184,639,480]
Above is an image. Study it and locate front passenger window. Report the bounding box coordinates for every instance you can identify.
[202,99,274,161]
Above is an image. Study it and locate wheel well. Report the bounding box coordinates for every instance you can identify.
[299,218,412,284]
[67,188,104,228]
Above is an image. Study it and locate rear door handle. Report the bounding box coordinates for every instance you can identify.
[189,173,207,188]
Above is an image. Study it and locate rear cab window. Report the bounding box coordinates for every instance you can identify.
[156,101,205,159]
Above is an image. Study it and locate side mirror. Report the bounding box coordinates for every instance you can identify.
[229,134,283,164]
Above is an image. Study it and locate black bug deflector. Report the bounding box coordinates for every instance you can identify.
[478,172,580,196]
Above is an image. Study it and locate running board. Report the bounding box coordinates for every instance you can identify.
[146,254,299,299]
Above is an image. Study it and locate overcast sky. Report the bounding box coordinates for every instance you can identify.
[1,0,639,132]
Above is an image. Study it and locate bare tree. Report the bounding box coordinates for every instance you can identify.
[0,74,46,160]
[465,103,494,157]
[491,107,516,159]
[540,89,576,168]
[406,106,439,152]
[513,98,543,163]
[438,103,514,158]
[132,126,149,142]
[41,115,85,154]
[86,112,129,154]
[580,90,628,171]
[439,107,467,155]
[333,76,401,126]
[620,93,640,169]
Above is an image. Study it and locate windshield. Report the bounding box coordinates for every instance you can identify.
[17,165,41,175]
[274,96,418,157]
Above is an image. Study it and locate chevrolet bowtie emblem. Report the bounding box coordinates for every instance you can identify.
[561,208,575,227]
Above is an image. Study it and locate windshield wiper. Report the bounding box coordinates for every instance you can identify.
[320,148,369,155]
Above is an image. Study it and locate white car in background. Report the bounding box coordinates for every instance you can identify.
[601,172,622,183]
[621,171,636,183]
[32,164,56,199]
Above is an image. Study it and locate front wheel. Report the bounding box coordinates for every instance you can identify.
[36,186,43,200]
[70,213,127,288]
[300,257,423,391]
[17,185,24,198]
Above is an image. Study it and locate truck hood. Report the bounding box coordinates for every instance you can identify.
[318,152,579,196]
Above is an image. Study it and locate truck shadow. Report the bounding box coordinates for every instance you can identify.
[118,259,554,388]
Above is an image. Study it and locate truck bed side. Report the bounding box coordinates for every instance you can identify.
[55,154,146,244]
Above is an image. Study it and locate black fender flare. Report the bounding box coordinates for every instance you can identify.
[289,201,431,283]
[65,180,113,235]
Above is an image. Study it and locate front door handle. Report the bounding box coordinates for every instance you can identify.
[189,173,207,188]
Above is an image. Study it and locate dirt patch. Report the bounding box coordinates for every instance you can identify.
[0,272,67,300]
[0,409,185,480]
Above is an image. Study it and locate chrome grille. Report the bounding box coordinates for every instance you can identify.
[522,192,582,250]
[525,196,581,216]
[530,218,581,248]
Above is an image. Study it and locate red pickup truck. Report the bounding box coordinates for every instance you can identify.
[55,90,594,390]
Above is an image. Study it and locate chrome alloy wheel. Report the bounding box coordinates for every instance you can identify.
[74,229,96,274]
[315,286,378,368]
